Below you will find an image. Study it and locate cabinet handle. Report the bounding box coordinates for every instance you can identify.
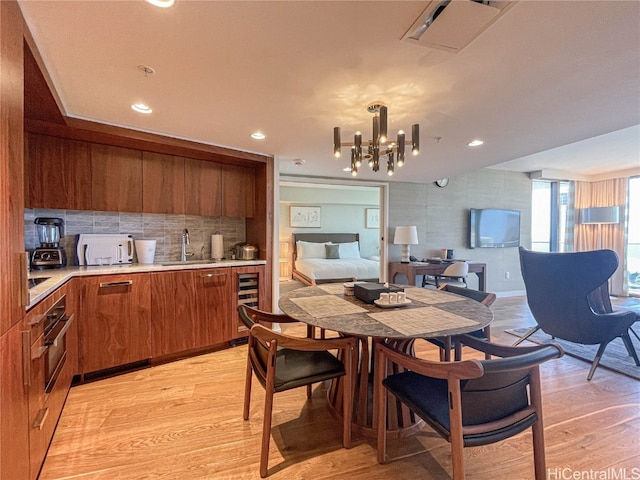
[31,345,48,361]
[22,331,31,387]
[99,280,133,288]
[200,273,226,278]
[28,313,46,328]
[33,408,49,430]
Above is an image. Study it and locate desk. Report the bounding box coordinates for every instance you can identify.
[278,284,493,437]
[389,261,487,291]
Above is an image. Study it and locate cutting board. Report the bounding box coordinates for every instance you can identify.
[77,234,134,266]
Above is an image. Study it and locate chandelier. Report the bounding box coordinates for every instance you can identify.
[333,102,419,176]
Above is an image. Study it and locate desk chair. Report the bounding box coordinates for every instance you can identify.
[376,335,564,480]
[422,261,469,288]
[237,305,356,477]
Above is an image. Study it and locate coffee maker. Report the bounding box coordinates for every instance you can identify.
[31,217,67,269]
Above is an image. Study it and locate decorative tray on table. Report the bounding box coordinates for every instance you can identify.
[373,299,412,309]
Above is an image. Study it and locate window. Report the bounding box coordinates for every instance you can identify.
[531,180,570,252]
[628,176,639,296]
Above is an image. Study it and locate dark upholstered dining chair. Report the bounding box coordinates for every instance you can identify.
[426,283,496,361]
[517,247,639,380]
[237,305,356,478]
[375,334,564,480]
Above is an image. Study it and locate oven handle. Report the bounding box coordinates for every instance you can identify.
[46,314,75,348]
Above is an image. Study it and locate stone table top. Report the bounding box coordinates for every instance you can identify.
[278,284,493,339]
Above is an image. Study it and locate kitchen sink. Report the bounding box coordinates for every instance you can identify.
[160,260,220,266]
[28,277,50,289]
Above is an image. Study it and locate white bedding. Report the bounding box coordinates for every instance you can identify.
[295,257,380,281]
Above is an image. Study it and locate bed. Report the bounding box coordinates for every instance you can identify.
[291,233,380,286]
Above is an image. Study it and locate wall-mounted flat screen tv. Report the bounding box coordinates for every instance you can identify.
[469,208,521,248]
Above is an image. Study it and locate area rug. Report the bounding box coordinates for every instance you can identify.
[505,327,640,381]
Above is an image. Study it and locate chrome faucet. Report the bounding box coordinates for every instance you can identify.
[180,229,194,262]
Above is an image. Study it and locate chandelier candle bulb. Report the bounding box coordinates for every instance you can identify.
[379,105,388,143]
[397,131,405,165]
[333,127,341,157]
[412,124,420,154]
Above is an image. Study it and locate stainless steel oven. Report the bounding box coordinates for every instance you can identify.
[43,296,73,393]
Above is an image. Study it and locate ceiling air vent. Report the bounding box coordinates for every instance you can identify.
[402,0,515,53]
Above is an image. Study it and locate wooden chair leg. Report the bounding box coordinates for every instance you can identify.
[243,358,253,420]
[529,368,547,480]
[375,346,388,464]
[342,344,354,448]
[260,388,275,478]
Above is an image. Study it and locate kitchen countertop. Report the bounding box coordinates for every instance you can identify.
[27,259,267,309]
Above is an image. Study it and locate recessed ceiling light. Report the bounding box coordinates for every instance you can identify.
[131,103,152,114]
[145,0,175,8]
[251,132,266,140]
[468,139,484,147]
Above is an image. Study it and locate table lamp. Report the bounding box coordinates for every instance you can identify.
[394,226,419,264]
[580,206,619,249]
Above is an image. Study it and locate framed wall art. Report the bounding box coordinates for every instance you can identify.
[290,206,322,228]
[366,208,380,229]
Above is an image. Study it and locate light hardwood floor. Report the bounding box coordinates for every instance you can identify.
[39,290,640,480]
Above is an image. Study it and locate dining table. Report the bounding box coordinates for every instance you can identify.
[278,283,494,438]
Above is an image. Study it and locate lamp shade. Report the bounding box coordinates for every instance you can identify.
[580,206,620,224]
[394,226,419,245]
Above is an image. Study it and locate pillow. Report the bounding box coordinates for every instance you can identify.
[296,241,328,259]
[325,244,340,259]
[338,241,361,258]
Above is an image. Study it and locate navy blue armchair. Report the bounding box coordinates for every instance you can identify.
[516,247,639,380]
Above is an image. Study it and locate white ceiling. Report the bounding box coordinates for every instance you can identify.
[19,0,640,184]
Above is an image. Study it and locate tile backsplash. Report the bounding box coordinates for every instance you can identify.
[25,209,246,265]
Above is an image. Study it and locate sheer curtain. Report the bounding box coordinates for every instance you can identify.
[574,178,628,295]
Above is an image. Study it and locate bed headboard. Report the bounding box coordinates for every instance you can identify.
[292,233,359,259]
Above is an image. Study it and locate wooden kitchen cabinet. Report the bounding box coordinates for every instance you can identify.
[91,144,143,212]
[151,268,233,357]
[184,158,222,216]
[25,284,75,480]
[0,322,30,480]
[1,4,30,479]
[150,270,198,357]
[142,152,185,214]
[221,164,255,218]
[79,273,151,374]
[26,133,92,210]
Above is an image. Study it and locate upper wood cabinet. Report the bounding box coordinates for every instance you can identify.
[221,164,255,218]
[25,134,259,220]
[26,133,92,210]
[142,152,185,214]
[91,144,142,212]
[184,158,221,217]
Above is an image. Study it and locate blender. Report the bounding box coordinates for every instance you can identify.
[31,217,67,269]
